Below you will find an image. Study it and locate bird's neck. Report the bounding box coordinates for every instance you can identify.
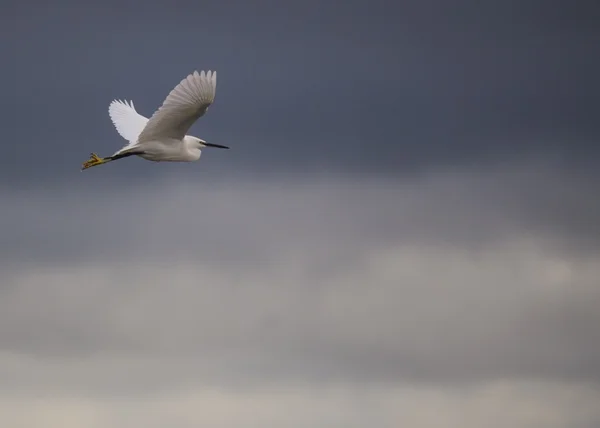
[182,139,201,161]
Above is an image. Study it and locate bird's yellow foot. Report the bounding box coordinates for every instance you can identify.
[81,153,105,171]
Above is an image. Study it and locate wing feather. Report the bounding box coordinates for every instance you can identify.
[136,70,217,143]
[108,99,149,143]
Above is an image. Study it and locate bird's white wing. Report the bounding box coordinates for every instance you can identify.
[108,100,149,142]
[136,70,217,144]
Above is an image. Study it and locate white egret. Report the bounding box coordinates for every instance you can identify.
[81,70,228,171]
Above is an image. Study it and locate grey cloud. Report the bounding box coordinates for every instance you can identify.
[0,378,598,428]
[1,234,599,390]
[1,157,598,269]
[1,161,599,390]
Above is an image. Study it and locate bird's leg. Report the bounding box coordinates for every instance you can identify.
[81,151,142,171]
[81,153,110,171]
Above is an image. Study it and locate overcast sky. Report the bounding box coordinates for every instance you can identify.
[2,1,600,427]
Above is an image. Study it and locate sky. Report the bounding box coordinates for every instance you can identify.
[1,0,600,427]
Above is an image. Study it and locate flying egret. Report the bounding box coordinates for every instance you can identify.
[81,70,228,171]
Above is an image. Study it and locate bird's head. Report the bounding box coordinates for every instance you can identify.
[194,137,229,150]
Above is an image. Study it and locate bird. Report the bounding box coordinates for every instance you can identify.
[81,70,228,171]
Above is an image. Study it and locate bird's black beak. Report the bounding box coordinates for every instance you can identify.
[204,142,229,149]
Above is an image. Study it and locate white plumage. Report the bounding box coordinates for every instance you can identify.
[108,99,148,143]
[82,70,228,171]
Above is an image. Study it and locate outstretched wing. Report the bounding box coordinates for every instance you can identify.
[108,100,149,142]
[136,70,217,144]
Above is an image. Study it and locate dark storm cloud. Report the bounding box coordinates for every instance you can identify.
[2,0,600,184]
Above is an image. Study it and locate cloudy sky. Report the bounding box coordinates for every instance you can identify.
[2,1,600,427]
